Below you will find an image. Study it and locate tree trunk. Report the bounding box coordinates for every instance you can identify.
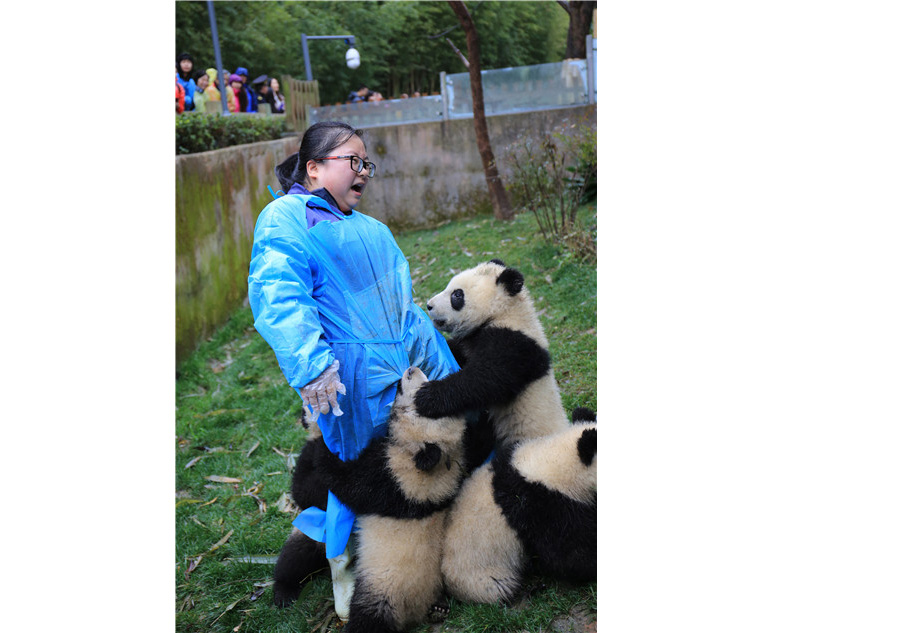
[559,0,596,59]
[448,0,514,221]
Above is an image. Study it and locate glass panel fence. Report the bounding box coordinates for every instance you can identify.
[308,59,590,128]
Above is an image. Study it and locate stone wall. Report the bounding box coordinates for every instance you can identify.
[175,104,595,364]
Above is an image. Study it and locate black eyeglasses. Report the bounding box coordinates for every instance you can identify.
[317,155,377,178]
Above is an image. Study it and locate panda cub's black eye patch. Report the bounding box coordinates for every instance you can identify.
[450,289,465,311]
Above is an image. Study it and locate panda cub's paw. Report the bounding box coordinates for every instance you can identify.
[412,382,446,419]
[427,595,451,623]
[272,581,301,608]
[414,442,443,471]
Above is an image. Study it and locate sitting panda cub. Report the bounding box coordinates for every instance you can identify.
[415,259,569,447]
[313,366,468,633]
[442,409,598,604]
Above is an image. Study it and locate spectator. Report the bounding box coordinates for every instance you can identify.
[256,81,271,110]
[176,53,197,111]
[205,68,221,103]
[270,78,285,114]
[227,73,246,113]
[346,85,369,103]
[193,70,210,113]
[234,67,258,113]
[252,74,270,111]
[369,91,384,102]
[176,79,185,114]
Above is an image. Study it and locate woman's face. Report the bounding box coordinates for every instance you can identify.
[197,75,209,90]
[270,79,280,92]
[231,79,242,90]
[306,135,370,213]
[179,58,193,74]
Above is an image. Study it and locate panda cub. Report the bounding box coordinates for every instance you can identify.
[442,409,598,604]
[313,366,468,633]
[415,259,569,447]
[272,418,329,607]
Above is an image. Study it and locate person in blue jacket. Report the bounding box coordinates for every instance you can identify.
[176,53,197,111]
[247,121,460,619]
[234,67,258,113]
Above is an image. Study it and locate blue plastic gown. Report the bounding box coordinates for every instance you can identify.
[248,193,459,557]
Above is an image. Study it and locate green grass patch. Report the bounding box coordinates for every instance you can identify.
[175,205,597,632]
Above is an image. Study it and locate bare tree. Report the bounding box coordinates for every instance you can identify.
[557,0,596,59]
[448,0,514,221]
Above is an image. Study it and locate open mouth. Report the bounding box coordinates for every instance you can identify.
[351,183,365,194]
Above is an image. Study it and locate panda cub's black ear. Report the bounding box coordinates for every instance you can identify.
[577,427,597,466]
[489,258,506,267]
[496,267,524,296]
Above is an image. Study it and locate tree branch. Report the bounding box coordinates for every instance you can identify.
[444,37,469,68]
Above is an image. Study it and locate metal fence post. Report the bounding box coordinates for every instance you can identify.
[586,34,597,105]
[440,71,450,121]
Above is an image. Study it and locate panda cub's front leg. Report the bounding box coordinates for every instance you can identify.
[413,328,550,419]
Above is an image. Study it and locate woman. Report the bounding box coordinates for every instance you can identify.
[248,121,459,619]
[269,77,285,114]
[205,67,221,104]
[226,74,246,113]
[192,71,209,113]
[176,52,197,111]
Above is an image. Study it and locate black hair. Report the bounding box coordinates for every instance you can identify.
[176,53,194,81]
[275,121,363,192]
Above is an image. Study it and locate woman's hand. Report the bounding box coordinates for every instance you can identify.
[300,360,346,422]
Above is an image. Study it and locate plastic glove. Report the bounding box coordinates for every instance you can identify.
[300,360,346,422]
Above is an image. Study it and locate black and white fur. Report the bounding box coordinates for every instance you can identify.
[441,409,598,604]
[272,418,330,607]
[416,260,569,447]
[311,366,469,633]
[271,372,492,609]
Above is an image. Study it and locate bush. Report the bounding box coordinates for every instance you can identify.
[175,112,290,155]
[507,123,597,261]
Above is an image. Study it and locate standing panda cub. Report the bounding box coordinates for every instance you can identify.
[416,259,569,446]
[442,409,598,604]
[312,366,468,633]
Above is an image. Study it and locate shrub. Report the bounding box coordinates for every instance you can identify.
[507,123,597,261]
[175,112,290,155]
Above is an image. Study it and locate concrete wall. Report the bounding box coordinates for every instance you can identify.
[175,104,595,364]
[176,137,298,364]
[363,105,596,231]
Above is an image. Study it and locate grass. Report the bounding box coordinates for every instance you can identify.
[175,204,597,632]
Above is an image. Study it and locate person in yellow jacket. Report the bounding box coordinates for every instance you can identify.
[205,68,221,102]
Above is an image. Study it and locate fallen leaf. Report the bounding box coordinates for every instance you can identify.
[206,476,242,484]
[185,555,202,580]
[227,555,279,565]
[245,492,267,515]
[250,587,266,602]
[246,441,260,457]
[201,496,219,507]
[184,456,203,469]
[211,595,242,625]
[205,529,234,556]
[276,492,299,514]
[176,499,203,508]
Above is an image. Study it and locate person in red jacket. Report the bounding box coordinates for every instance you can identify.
[176,79,185,114]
